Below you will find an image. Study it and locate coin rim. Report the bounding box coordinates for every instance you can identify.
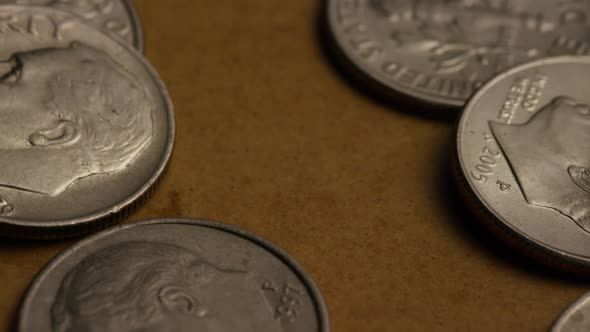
[16,218,331,332]
[325,0,465,109]
[456,55,590,268]
[124,0,144,52]
[551,291,590,331]
[0,6,175,238]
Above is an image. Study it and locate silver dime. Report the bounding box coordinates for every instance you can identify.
[17,218,330,332]
[456,56,590,273]
[0,6,174,239]
[552,291,590,332]
[327,0,590,109]
[0,0,143,50]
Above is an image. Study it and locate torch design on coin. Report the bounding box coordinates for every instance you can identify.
[371,0,554,78]
[329,0,590,108]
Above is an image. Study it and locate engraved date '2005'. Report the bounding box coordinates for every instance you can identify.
[470,145,502,184]
[470,138,512,192]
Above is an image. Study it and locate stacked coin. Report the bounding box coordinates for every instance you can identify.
[326,0,590,110]
[11,0,590,330]
[326,0,590,274]
[0,4,173,239]
[17,218,330,332]
[4,3,331,331]
[326,1,590,329]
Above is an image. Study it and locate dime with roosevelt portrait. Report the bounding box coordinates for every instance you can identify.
[17,218,330,332]
[456,56,590,274]
[327,0,590,109]
[551,290,590,332]
[0,6,174,238]
[0,0,143,50]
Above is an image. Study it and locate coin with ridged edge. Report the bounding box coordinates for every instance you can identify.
[327,0,590,109]
[552,291,590,332]
[0,0,143,50]
[456,56,590,274]
[17,218,330,332]
[0,6,174,239]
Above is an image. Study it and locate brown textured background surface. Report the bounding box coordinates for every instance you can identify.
[1,1,590,331]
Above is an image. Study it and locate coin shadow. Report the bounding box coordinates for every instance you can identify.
[435,134,590,285]
[314,2,458,122]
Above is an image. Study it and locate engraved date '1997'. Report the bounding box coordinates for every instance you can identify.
[262,281,305,323]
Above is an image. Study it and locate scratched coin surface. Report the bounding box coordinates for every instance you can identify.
[327,0,590,109]
[552,291,590,331]
[0,6,174,238]
[0,0,143,50]
[456,57,590,273]
[17,218,330,332]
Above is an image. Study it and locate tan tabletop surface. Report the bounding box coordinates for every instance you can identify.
[1,1,590,331]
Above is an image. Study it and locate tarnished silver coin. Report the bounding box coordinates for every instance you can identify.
[17,218,330,332]
[0,0,143,50]
[456,56,590,273]
[552,291,590,332]
[327,0,590,109]
[0,6,174,239]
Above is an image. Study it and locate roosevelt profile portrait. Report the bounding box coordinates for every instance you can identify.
[490,96,590,233]
[51,241,283,332]
[0,42,153,197]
